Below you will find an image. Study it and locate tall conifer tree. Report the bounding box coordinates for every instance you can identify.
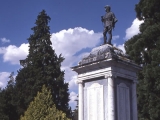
[0,72,16,120]
[0,89,9,120]
[15,10,70,119]
[20,85,70,120]
[125,0,160,119]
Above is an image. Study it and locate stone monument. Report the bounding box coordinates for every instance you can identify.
[71,44,141,120]
[71,5,141,120]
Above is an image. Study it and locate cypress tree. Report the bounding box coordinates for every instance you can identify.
[125,0,160,119]
[14,10,70,119]
[20,85,70,120]
[0,72,16,120]
[0,88,9,120]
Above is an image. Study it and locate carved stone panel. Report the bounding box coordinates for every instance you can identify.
[117,83,131,120]
[87,83,104,120]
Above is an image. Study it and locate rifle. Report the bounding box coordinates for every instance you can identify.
[112,18,118,30]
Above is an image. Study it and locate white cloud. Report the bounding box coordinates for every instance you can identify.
[112,35,120,40]
[69,91,78,104]
[0,27,101,89]
[69,91,78,109]
[0,43,29,64]
[51,27,102,91]
[0,27,103,109]
[1,38,10,44]
[51,27,102,59]
[68,75,78,91]
[0,72,10,89]
[0,47,6,54]
[0,28,120,90]
[117,44,125,53]
[62,66,78,90]
[0,27,127,111]
[124,18,143,40]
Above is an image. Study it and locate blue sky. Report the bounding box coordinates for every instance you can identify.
[0,0,143,109]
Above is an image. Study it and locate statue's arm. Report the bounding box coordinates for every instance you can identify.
[112,13,118,29]
[112,13,118,23]
[101,15,104,22]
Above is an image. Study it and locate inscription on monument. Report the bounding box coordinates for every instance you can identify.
[87,83,104,120]
[117,83,131,120]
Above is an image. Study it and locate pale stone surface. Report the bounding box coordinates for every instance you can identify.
[83,79,108,120]
[72,44,141,120]
[132,82,138,120]
[77,80,83,120]
[107,76,115,120]
[87,83,104,120]
[79,44,129,65]
[117,83,130,120]
[87,88,95,120]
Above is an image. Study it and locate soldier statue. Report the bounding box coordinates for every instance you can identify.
[101,5,118,45]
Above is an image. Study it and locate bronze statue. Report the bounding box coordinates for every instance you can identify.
[101,5,118,45]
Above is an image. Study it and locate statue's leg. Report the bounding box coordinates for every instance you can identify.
[103,27,107,44]
[108,27,112,44]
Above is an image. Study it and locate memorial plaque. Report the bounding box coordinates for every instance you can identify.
[87,83,104,120]
[117,83,131,120]
[96,85,104,120]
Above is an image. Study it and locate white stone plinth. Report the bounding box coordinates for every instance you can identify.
[77,80,83,120]
[132,81,138,120]
[117,83,130,120]
[72,46,141,120]
[107,76,115,120]
[87,83,104,120]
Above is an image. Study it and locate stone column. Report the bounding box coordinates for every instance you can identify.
[132,80,138,120]
[106,75,115,120]
[77,80,83,120]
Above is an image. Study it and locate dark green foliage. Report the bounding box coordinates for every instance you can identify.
[0,10,71,120]
[72,98,78,120]
[0,89,9,120]
[20,85,70,120]
[125,0,160,119]
[14,10,71,119]
[0,72,17,120]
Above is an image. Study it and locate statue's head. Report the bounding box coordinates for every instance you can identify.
[104,5,111,12]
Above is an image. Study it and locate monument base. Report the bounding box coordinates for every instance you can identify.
[72,44,141,120]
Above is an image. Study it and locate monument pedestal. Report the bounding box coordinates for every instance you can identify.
[72,44,141,120]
